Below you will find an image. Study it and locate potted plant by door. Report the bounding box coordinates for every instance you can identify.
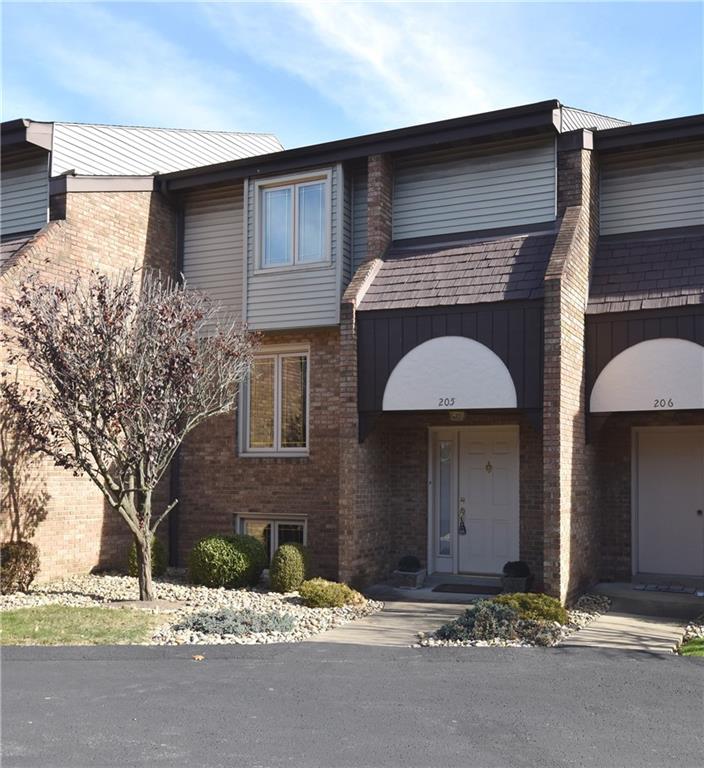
[501,561,533,593]
[390,555,427,589]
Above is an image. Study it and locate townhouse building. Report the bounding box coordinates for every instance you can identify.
[2,101,703,601]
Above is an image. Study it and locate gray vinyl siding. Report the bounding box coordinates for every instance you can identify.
[182,184,244,317]
[600,142,704,235]
[392,137,556,240]
[352,170,368,271]
[246,166,340,329]
[0,153,49,236]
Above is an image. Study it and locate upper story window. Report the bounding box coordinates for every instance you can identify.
[256,172,331,269]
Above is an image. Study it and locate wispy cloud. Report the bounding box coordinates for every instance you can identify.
[204,1,497,131]
[2,4,257,130]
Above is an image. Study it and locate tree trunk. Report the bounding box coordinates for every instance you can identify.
[135,533,155,601]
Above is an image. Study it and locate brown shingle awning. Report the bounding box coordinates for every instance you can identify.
[358,229,557,311]
[587,228,704,314]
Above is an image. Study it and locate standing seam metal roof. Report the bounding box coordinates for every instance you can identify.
[50,122,283,177]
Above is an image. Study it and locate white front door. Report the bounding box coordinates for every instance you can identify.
[634,427,704,577]
[458,427,519,574]
[429,426,519,575]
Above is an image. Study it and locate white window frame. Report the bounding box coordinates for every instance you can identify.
[234,514,308,562]
[239,345,310,457]
[254,170,332,272]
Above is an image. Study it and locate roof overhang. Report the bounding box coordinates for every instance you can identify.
[1,119,53,153]
[159,100,562,193]
[49,174,155,195]
[594,114,704,152]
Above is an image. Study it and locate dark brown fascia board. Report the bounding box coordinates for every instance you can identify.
[159,100,561,192]
[49,175,155,195]
[594,113,704,152]
[556,129,594,152]
[1,119,53,151]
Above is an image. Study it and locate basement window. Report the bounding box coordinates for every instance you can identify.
[234,515,307,564]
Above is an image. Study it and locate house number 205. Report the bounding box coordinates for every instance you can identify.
[438,397,456,407]
[653,398,674,408]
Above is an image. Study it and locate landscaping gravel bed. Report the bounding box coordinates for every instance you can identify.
[417,593,611,648]
[680,613,704,644]
[0,572,383,645]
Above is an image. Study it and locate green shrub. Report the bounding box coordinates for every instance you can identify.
[436,600,520,642]
[502,560,531,578]
[269,543,309,593]
[298,578,364,608]
[229,534,267,587]
[127,538,167,578]
[176,607,296,636]
[493,593,568,624]
[188,535,249,588]
[0,541,40,594]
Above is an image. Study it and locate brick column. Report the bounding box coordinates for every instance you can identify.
[542,131,600,602]
[366,154,393,260]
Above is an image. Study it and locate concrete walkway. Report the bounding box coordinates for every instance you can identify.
[561,582,701,653]
[309,600,467,646]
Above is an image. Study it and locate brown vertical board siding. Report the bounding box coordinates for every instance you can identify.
[586,306,704,396]
[357,300,544,412]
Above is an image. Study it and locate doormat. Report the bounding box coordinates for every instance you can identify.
[432,583,502,595]
[633,583,698,595]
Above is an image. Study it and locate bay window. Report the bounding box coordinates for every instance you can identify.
[257,172,330,269]
[241,350,309,454]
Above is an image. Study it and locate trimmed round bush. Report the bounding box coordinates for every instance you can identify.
[127,537,167,578]
[188,535,250,588]
[229,534,267,587]
[1,541,40,594]
[298,578,364,608]
[493,592,568,624]
[502,560,531,578]
[269,543,309,593]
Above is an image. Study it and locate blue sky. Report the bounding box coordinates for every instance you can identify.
[2,2,702,149]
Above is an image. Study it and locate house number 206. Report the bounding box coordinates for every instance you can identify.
[653,398,674,408]
[438,397,456,407]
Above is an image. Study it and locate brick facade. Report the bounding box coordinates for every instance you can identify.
[0,189,177,580]
[542,135,600,601]
[177,328,342,578]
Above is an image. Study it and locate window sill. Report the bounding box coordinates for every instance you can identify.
[253,260,333,276]
[238,450,310,459]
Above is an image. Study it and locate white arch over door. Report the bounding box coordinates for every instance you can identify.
[382,336,517,411]
[590,338,704,413]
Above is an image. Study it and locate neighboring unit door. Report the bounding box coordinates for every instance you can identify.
[458,427,519,574]
[635,428,704,577]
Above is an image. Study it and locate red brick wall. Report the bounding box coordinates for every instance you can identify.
[0,189,177,580]
[177,327,341,578]
[366,154,393,260]
[543,138,600,601]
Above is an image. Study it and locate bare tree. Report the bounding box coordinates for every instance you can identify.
[1,268,256,600]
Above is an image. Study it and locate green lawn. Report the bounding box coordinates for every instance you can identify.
[679,637,704,658]
[0,605,163,645]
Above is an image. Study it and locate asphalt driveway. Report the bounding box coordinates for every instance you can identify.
[2,642,702,768]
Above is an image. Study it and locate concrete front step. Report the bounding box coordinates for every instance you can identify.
[592,582,704,621]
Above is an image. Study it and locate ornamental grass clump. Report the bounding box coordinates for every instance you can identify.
[176,608,296,637]
[298,578,365,608]
[269,543,309,593]
[0,541,40,594]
